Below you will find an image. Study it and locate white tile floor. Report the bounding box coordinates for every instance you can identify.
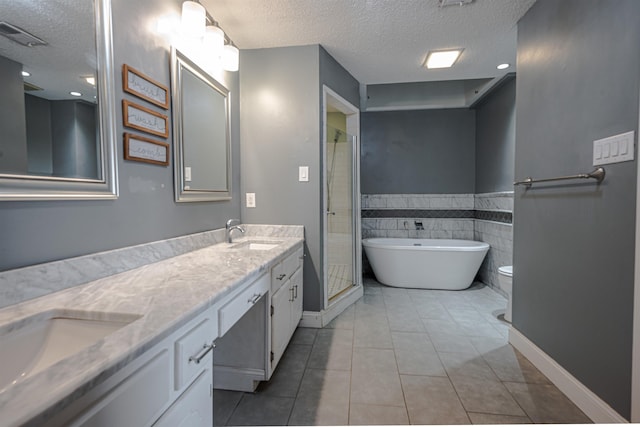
[214,277,591,425]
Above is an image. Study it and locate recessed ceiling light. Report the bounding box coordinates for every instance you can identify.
[70,91,82,97]
[85,76,96,86]
[425,49,463,69]
[21,70,30,77]
[497,63,510,70]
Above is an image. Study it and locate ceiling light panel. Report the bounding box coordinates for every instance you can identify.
[425,49,463,69]
[439,0,474,7]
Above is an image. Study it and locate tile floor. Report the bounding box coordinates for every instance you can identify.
[214,277,591,425]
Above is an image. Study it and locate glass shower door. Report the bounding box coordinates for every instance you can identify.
[326,125,355,301]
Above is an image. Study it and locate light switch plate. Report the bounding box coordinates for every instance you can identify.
[246,192,256,208]
[184,167,192,182]
[299,166,309,182]
[593,131,635,166]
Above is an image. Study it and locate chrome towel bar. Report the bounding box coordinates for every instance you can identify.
[514,167,605,187]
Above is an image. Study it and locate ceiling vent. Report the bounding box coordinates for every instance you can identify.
[439,0,474,7]
[0,22,47,47]
[23,81,43,92]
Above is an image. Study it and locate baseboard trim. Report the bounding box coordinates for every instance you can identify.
[213,366,264,392]
[300,285,363,328]
[509,327,628,423]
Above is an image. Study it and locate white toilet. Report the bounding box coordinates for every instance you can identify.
[498,266,513,322]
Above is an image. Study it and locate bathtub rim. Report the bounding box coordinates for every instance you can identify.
[362,238,489,252]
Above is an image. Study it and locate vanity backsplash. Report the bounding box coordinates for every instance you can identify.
[0,225,303,309]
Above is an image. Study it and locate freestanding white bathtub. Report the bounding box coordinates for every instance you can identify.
[362,238,490,290]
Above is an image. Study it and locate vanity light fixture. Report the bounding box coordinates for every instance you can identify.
[168,1,239,72]
[497,63,510,70]
[70,91,82,97]
[424,49,463,69]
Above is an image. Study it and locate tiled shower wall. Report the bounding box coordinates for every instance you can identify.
[473,192,513,296]
[361,192,513,293]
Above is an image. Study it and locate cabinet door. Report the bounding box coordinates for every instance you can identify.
[271,281,292,368]
[69,351,171,427]
[289,268,303,337]
[153,368,213,427]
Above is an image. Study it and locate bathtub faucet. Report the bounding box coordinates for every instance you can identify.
[414,221,424,230]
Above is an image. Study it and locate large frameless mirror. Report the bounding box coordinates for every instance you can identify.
[0,0,118,200]
[171,48,231,202]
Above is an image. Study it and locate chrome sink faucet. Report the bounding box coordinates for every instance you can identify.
[226,219,245,243]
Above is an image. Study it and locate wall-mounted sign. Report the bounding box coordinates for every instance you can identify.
[122,64,169,109]
[123,133,169,166]
[122,100,169,138]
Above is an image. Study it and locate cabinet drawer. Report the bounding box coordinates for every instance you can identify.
[271,262,286,292]
[175,316,214,391]
[271,246,303,293]
[219,273,269,336]
[283,247,303,277]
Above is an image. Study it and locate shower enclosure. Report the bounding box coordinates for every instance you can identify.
[326,124,357,300]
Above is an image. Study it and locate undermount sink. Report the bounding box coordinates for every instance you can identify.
[230,240,282,251]
[0,310,140,393]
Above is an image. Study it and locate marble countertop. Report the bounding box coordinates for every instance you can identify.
[0,233,304,427]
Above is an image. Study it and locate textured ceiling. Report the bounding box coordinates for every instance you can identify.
[204,0,537,84]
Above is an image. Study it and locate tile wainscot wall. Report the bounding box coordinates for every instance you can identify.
[361,193,513,294]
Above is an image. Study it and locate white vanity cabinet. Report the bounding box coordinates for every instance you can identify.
[213,243,304,391]
[46,307,217,427]
[269,246,304,372]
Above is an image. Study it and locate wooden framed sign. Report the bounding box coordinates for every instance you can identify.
[122,100,169,138]
[122,64,169,109]
[124,133,169,166]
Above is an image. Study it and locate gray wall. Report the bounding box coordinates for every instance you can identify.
[475,78,515,193]
[0,55,28,173]
[319,46,360,108]
[0,0,241,272]
[240,46,322,311]
[50,101,99,179]
[241,45,360,313]
[360,109,476,194]
[25,94,53,175]
[513,0,639,419]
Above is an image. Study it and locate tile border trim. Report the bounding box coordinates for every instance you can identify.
[361,209,512,224]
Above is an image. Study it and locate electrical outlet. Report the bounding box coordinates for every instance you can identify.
[246,192,256,208]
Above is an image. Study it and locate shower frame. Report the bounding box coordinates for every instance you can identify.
[321,85,362,313]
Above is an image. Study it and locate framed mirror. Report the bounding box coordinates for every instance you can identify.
[0,0,118,201]
[171,48,231,202]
